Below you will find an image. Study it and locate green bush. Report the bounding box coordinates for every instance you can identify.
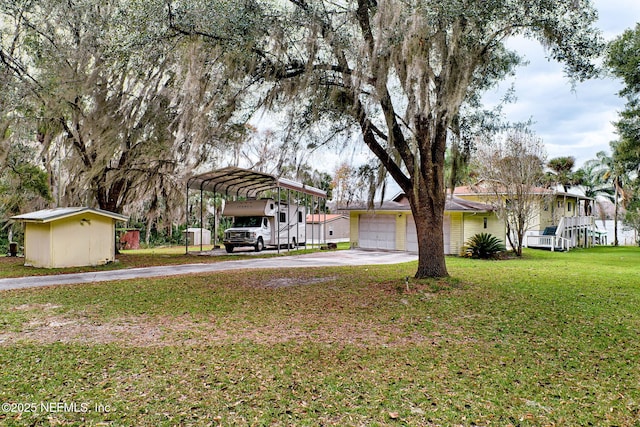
[465,233,506,259]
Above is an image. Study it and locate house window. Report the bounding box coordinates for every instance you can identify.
[298,211,303,223]
[483,217,488,229]
[567,202,573,212]
[280,212,286,223]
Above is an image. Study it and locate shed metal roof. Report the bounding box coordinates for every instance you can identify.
[11,207,128,223]
[187,167,327,198]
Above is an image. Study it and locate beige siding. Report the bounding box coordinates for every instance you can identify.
[24,223,51,268]
[306,223,323,242]
[395,214,407,251]
[49,213,115,268]
[462,213,507,246]
[538,201,553,230]
[307,218,350,242]
[329,218,350,240]
[448,212,463,255]
[349,212,360,248]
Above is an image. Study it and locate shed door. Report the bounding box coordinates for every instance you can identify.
[406,215,451,254]
[358,214,396,250]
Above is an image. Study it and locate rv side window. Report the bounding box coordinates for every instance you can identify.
[280,212,286,223]
[262,218,268,227]
[298,211,303,223]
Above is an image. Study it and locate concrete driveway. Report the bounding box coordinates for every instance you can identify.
[0,250,417,291]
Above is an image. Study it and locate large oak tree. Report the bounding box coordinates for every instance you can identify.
[227,0,603,277]
[0,0,245,217]
[175,0,603,277]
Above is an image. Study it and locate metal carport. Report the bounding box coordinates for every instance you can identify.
[185,167,327,253]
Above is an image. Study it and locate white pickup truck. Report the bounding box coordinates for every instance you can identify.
[222,199,306,253]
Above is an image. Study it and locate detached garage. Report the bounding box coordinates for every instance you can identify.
[11,207,128,268]
[306,214,350,244]
[349,194,505,255]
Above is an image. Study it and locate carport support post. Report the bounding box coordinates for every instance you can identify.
[277,187,281,254]
[185,182,189,254]
[295,190,299,251]
[309,195,313,249]
[200,187,204,253]
[323,199,327,245]
[287,188,291,252]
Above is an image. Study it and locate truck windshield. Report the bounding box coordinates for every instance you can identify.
[233,216,263,227]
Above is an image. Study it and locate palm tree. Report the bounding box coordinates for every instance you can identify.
[546,156,579,192]
[594,150,629,246]
[576,157,615,221]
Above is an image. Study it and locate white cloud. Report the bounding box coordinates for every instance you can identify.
[482,0,637,168]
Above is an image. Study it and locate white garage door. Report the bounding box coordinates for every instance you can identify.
[406,215,451,254]
[359,214,396,250]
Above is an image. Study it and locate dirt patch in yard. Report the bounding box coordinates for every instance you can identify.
[11,302,62,311]
[261,276,338,288]
[0,313,436,348]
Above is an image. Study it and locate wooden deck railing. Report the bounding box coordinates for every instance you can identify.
[526,235,571,251]
[526,216,595,251]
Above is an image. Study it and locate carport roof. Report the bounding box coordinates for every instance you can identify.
[187,167,326,198]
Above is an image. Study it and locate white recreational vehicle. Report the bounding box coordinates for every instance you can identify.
[222,199,306,253]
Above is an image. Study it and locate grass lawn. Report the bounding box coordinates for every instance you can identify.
[1,246,639,426]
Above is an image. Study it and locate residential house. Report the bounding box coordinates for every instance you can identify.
[453,185,598,251]
[348,194,505,255]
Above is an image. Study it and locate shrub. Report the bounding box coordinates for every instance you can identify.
[465,233,506,259]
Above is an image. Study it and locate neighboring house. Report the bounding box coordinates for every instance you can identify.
[306,214,350,244]
[11,207,128,268]
[453,185,597,251]
[348,194,505,255]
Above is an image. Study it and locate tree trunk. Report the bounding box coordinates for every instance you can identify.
[614,185,619,246]
[406,121,449,279]
[410,192,448,278]
[145,219,152,246]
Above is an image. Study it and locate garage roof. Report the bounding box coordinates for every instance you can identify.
[187,167,326,198]
[347,195,493,213]
[11,207,128,223]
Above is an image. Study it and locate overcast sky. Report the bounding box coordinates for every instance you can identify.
[259,1,639,177]
[483,0,640,167]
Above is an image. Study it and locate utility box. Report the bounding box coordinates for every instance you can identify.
[184,227,212,246]
[119,229,141,250]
